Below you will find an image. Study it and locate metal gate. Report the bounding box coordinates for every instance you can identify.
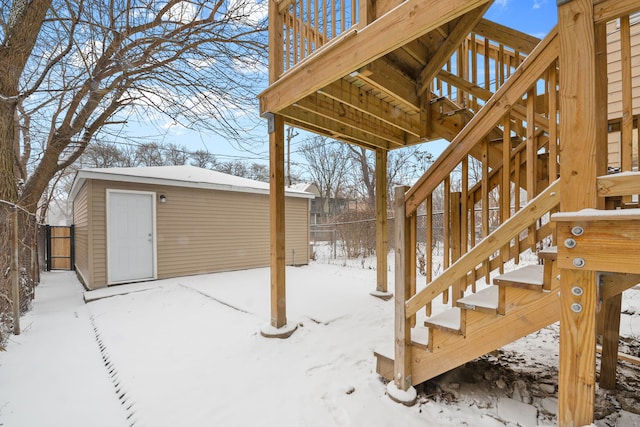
[46,225,74,271]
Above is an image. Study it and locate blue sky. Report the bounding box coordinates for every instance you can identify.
[125,0,559,169]
[486,0,557,38]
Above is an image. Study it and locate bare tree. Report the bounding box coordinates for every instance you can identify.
[345,145,433,208]
[300,136,349,200]
[346,146,376,210]
[0,0,267,211]
[80,141,128,168]
[163,143,189,166]
[190,149,218,169]
[216,160,248,177]
[247,163,269,182]
[134,142,165,167]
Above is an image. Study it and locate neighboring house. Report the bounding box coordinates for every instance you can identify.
[288,182,354,224]
[69,165,313,290]
[607,14,640,170]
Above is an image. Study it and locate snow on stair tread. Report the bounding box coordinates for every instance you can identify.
[458,286,499,310]
[374,327,429,358]
[552,207,640,221]
[537,246,557,260]
[425,307,461,331]
[411,326,429,347]
[494,264,544,286]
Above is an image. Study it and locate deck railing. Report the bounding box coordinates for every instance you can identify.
[432,22,539,114]
[279,0,359,72]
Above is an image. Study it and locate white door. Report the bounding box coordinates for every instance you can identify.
[107,190,156,284]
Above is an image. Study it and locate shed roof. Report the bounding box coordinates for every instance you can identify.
[69,165,315,200]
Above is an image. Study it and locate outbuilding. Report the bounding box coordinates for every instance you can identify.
[69,165,313,290]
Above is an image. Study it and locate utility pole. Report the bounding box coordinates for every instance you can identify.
[285,127,298,186]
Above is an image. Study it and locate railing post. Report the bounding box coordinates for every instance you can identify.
[387,185,416,405]
[557,0,608,425]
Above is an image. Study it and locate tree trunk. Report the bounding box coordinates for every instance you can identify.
[0,103,18,202]
[0,0,53,204]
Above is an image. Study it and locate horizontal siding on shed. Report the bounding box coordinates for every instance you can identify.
[91,181,107,287]
[73,182,90,287]
[86,179,310,287]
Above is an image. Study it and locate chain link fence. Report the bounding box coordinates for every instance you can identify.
[0,201,41,349]
[310,211,445,264]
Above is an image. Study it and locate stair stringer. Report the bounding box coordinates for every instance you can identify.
[409,287,560,386]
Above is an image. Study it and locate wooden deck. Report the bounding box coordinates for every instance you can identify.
[261,1,640,425]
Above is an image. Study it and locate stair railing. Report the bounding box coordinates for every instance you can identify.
[432,19,540,115]
[392,27,561,392]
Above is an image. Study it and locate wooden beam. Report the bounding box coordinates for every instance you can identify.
[280,105,392,150]
[597,172,640,197]
[474,19,540,55]
[319,79,422,136]
[269,114,287,328]
[376,149,389,293]
[358,58,421,111]
[600,273,640,300]
[282,117,383,151]
[553,218,640,277]
[259,0,493,115]
[294,92,408,146]
[417,3,492,96]
[593,0,640,24]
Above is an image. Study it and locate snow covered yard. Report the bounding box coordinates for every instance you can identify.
[1,258,640,426]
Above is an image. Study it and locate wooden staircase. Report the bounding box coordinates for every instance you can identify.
[259,0,640,423]
[376,246,560,385]
[375,10,640,413]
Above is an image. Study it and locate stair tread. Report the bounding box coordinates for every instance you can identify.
[537,246,557,260]
[457,286,499,310]
[551,207,640,222]
[424,307,461,331]
[411,326,429,348]
[373,326,430,359]
[494,265,544,287]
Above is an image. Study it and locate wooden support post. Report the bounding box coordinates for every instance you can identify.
[557,0,608,424]
[261,0,296,338]
[12,205,20,335]
[269,113,288,330]
[373,148,391,297]
[393,185,413,395]
[599,293,622,390]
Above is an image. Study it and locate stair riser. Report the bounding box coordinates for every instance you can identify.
[413,291,560,385]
